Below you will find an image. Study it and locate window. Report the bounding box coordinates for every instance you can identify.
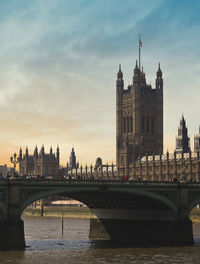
[123,117,126,133]
[142,116,145,133]
[146,117,150,133]
[127,116,129,133]
[151,117,154,134]
[130,116,133,132]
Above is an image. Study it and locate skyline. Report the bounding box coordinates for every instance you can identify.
[0,0,200,166]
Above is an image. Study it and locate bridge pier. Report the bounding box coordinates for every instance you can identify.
[0,219,25,250]
[89,218,194,245]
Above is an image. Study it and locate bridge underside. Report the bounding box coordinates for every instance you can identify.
[67,191,175,221]
[64,191,194,245]
[89,218,193,245]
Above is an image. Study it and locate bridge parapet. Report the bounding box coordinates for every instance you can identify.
[1,178,179,186]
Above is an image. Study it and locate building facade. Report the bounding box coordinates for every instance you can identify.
[18,146,59,178]
[116,61,163,176]
[126,151,200,181]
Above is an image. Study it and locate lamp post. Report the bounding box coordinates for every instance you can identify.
[10,153,19,178]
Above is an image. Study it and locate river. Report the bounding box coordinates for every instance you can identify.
[1,218,200,264]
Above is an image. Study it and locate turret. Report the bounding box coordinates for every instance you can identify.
[25,146,28,157]
[69,147,77,169]
[133,60,140,84]
[156,63,163,89]
[176,115,190,154]
[56,145,60,159]
[19,147,22,161]
[116,64,124,90]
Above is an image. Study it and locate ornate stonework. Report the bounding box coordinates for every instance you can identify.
[116,61,163,176]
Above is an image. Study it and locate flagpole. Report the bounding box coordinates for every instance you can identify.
[139,34,141,69]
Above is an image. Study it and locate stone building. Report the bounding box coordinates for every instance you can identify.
[175,115,190,154]
[116,61,163,176]
[0,165,8,177]
[67,148,79,171]
[194,127,200,153]
[18,146,59,178]
[128,151,200,181]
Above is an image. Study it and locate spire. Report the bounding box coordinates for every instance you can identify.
[50,146,53,155]
[56,145,59,158]
[19,147,22,160]
[156,62,163,89]
[156,62,162,77]
[117,64,123,79]
[34,145,38,157]
[116,64,124,90]
[25,146,28,156]
[180,115,185,126]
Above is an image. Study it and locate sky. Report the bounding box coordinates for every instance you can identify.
[0,0,200,167]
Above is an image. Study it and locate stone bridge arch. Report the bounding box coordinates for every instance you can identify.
[19,186,100,217]
[19,184,178,220]
[188,192,200,214]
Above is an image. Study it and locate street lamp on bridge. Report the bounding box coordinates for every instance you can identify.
[10,153,20,178]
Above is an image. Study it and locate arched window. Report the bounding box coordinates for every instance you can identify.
[142,116,145,133]
[123,117,126,133]
[130,116,133,132]
[127,116,130,133]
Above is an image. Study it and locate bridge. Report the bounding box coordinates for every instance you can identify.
[0,178,200,249]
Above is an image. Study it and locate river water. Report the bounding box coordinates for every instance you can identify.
[1,218,200,264]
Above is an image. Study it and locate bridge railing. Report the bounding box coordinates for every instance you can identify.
[0,178,184,186]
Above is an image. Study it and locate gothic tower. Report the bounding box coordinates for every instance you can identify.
[116,61,163,175]
[194,126,200,153]
[175,115,190,154]
[69,147,77,169]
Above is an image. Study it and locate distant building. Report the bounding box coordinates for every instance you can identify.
[194,127,200,153]
[67,148,79,171]
[95,157,103,170]
[0,165,8,177]
[18,146,59,178]
[175,116,190,154]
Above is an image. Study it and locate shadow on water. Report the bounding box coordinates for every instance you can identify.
[89,240,197,250]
